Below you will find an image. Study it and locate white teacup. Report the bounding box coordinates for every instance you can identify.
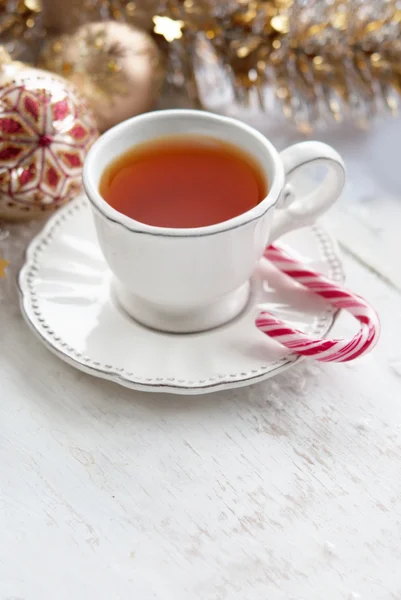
[83,109,345,333]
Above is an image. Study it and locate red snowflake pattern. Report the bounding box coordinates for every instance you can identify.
[0,72,98,218]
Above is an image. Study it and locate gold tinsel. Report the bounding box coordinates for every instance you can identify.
[2,0,401,129]
[150,0,401,130]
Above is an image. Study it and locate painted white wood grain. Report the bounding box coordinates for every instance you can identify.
[1,108,401,600]
[1,220,400,600]
[320,118,401,291]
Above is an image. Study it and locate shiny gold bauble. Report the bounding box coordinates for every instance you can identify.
[39,21,165,131]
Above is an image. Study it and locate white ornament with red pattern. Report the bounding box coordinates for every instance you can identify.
[0,63,98,220]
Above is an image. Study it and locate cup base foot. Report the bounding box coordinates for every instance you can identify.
[113,280,251,334]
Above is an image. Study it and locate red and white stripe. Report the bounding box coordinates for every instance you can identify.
[256,244,380,362]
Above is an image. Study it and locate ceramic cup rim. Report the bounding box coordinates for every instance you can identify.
[82,109,285,238]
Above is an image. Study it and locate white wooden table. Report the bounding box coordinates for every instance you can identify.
[1,113,400,600]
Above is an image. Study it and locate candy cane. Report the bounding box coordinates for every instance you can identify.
[256,244,380,362]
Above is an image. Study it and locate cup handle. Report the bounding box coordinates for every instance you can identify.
[270,141,346,242]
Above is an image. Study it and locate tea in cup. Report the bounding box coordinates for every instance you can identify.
[83,109,345,333]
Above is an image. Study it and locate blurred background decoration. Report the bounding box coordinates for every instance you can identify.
[38,20,164,131]
[0,0,44,61]
[1,0,401,133]
[1,0,400,301]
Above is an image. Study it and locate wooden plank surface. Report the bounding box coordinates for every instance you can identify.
[1,112,400,600]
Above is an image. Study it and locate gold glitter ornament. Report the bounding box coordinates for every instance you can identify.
[39,21,165,131]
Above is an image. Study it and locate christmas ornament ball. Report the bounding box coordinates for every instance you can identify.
[39,21,165,132]
[0,63,98,220]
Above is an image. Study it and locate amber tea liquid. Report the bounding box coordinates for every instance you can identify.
[99,135,267,229]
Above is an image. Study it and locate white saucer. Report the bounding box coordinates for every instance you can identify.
[18,196,344,395]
